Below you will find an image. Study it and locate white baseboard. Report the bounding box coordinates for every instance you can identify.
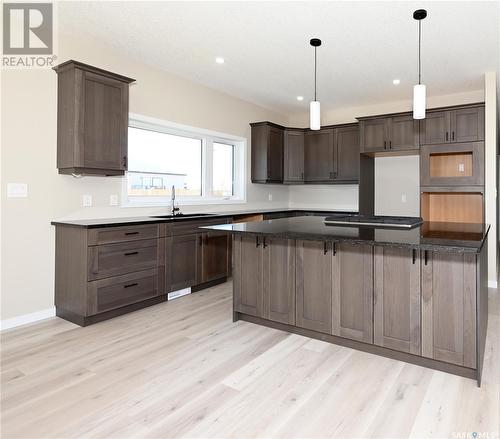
[488,281,498,289]
[1,307,56,331]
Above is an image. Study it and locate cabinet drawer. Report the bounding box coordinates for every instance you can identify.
[88,239,158,280]
[170,218,229,236]
[88,224,159,245]
[87,269,160,315]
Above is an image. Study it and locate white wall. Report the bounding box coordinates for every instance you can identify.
[0,34,291,322]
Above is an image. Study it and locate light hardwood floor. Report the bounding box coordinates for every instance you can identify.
[1,282,499,439]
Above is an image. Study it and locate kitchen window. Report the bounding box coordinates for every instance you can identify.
[123,115,246,206]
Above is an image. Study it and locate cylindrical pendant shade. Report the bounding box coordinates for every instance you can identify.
[310,101,321,130]
[413,84,426,119]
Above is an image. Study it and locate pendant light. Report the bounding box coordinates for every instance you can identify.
[310,38,322,130]
[413,9,427,119]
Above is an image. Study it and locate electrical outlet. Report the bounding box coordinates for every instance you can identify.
[82,194,92,207]
[458,163,465,172]
[401,194,407,203]
[268,193,273,201]
[109,194,119,206]
[7,183,28,198]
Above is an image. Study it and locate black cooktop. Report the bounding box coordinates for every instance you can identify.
[324,215,424,229]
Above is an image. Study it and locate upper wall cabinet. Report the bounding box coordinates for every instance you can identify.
[250,122,284,183]
[284,129,305,183]
[420,105,484,145]
[251,122,359,185]
[54,60,135,176]
[359,113,419,153]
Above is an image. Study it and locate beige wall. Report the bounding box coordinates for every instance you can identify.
[1,34,290,321]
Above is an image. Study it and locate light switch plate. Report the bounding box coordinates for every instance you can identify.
[268,193,273,201]
[401,194,407,203]
[82,194,92,207]
[459,163,465,172]
[109,194,119,206]
[7,183,28,198]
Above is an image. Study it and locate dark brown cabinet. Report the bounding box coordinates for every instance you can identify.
[374,246,421,354]
[420,105,484,145]
[304,129,335,182]
[54,60,135,176]
[295,240,332,333]
[200,231,229,283]
[263,237,296,325]
[233,235,295,324]
[167,234,201,291]
[284,129,305,183]
[250,122,284,183]
[421,251,477,368]
[332,243,373,343]
[334,125,360,181]
[360,113,418,153]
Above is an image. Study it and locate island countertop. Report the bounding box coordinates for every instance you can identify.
[203,216,489,253]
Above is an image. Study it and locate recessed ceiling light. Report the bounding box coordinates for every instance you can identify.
[215,57,225,64]
[393,79,401,85]
[297,96,304,101]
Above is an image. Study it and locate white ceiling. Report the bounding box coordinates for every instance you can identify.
[59,1,499,115]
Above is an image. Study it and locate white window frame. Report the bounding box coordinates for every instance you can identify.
[122,113,247,207]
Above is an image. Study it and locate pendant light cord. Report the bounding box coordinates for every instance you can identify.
[314,46,317,101]
[418,19,422,85]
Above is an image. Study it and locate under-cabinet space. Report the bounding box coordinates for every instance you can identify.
[421,192,484,223]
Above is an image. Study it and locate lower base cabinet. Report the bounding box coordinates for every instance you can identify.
[332,243,373,343]
[374,246,421,355]
[421,251,476,368]
[295,240,333,333]
[167,234,201,291]
[233,235,295,324]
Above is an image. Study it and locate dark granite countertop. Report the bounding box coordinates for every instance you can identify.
[203,216,489,253]
[51,208,356,228]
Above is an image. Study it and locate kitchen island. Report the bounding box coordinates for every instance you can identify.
[204,216,490,385]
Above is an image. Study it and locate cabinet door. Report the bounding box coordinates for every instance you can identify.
[284,130,304,182]
[251,124,269,182]
[388,115,419,151]
[201,231,228,283]
[267,126,284,182]
[334,126,359,181]
[263,237,295,325]
[296,240,332,333]
[421,251,476,368]
[420,111,451,145]
[332,243,373,343]
[360,118,387,152]
[374,247,421,354]
[82,71,128,171]
[304,129,334,182]
[233,235,263,317]
[451,107,485,143]
[167,234,200,292]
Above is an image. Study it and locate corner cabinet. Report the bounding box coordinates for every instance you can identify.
[250,122,359,184]
[53,60,135,176]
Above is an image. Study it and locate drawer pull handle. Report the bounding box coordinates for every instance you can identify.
[124,251,139,256]
[124,283,138,289]
[125,232,139,236]
[332,242,337,256]
[323,241,328,255]
[412,249,416,264]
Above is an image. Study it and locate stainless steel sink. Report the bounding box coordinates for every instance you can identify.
[150,213,214,219]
